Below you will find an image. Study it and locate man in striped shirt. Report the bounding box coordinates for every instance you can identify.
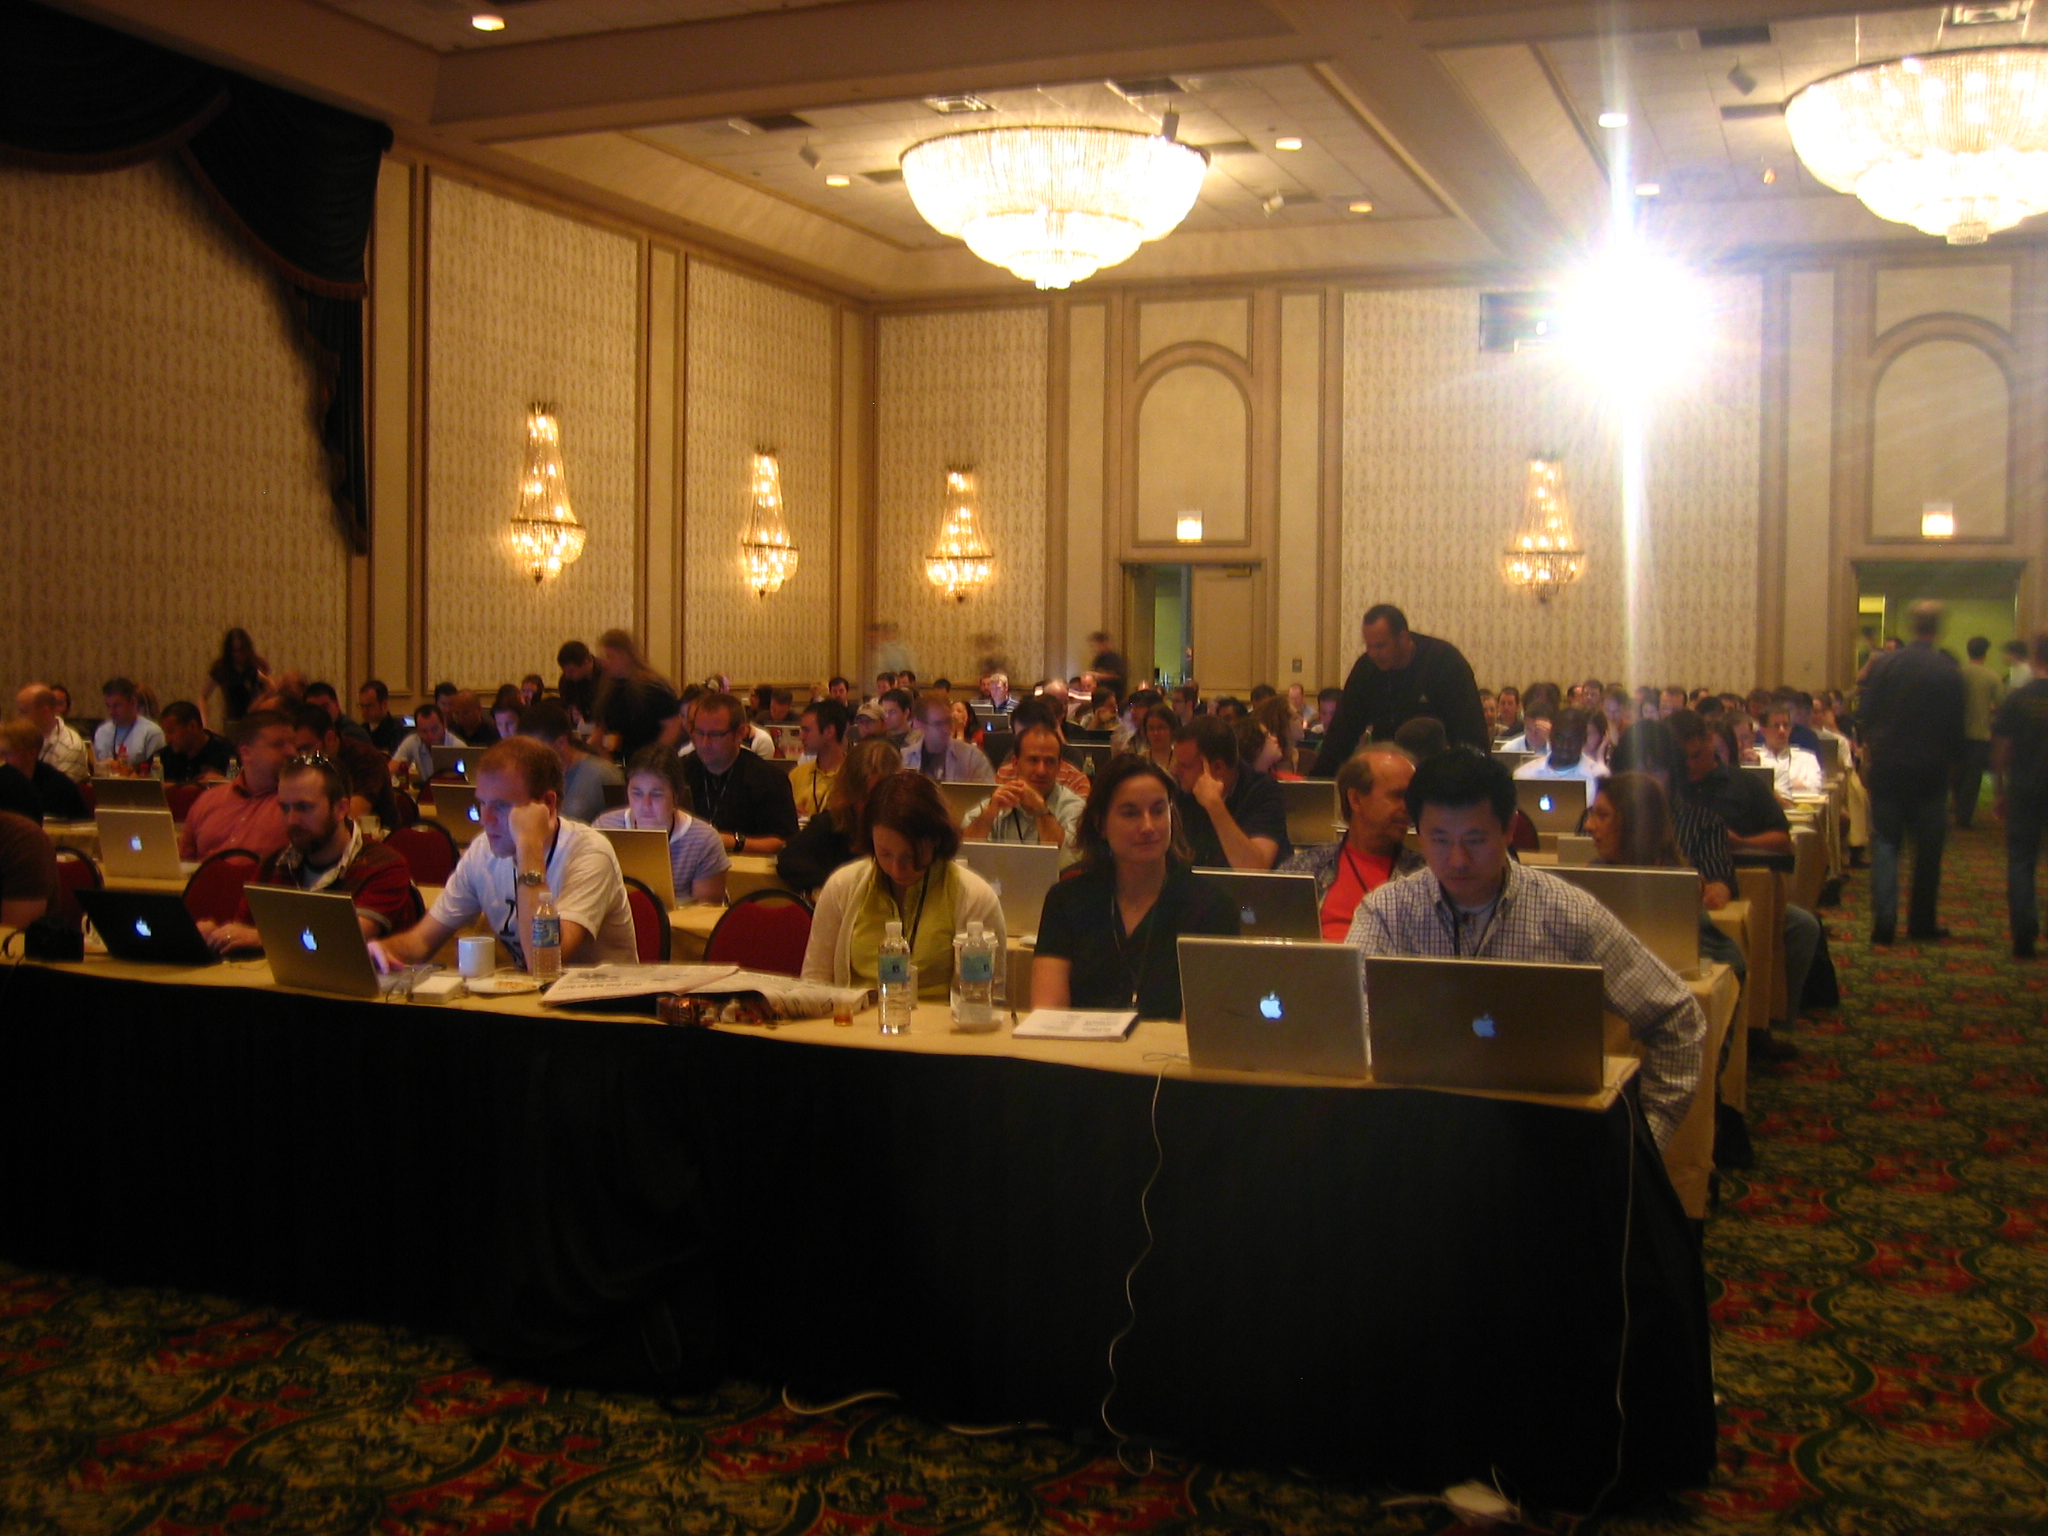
[1346,749,1705,1148]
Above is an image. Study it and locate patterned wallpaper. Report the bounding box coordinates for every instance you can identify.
[424,176,638,688]
[0,159,346,707]
[1339,281,1762,692]
[875,308,1049,685]
[683,261,837,685]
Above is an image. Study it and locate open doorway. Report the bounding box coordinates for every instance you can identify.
[1124,563,1261,696]
[1853,560,2023,673]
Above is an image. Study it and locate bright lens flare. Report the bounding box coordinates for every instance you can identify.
[1557,246,1711,394]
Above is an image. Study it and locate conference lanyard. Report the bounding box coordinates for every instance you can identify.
[1110,883,1162,1009]
[890,865,935,952]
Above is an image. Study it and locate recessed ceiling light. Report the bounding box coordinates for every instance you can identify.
[471,11,504,30]
[1598,110,1629,128]
[1762,166,1778,184]
[1348,199,1374,214]
[1274,135,1304,150]
[1635,181,1661,196]
[824,173,851,187]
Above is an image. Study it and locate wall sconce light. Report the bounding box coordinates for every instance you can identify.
[740,449,800,596]
[507,403,586,584]
[925,466,993,601]
[1921,502,1955,539]
[1175,512,1204,542]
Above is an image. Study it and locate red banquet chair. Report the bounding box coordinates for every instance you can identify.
[75,780,96,816]
[702,888,813,977]
[384,821,459,888]
[622,876,672,963]
[182,848,261,927]
[52,848,101,934]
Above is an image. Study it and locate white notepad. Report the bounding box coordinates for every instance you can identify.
[1012,1009,1139,1040]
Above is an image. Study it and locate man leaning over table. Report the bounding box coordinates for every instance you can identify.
[198,754,414,953]
[369,735,637,974]
[179,710,295,863]
[1346,748,1705,1150]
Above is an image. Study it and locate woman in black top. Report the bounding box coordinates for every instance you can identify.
[202,627,269,729]
[1032,758,1238,1019]
[776,737,902,897]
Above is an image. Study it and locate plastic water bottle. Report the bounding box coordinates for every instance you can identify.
[952,920,996,1032]
[878,919,913,1035]
[530,886,563,983]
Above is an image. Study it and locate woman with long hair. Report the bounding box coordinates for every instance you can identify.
[802,770,1005,999]
[1029,757,1238,1018]
[595,743,728,905]
[1584,768,1745,975]
[201,628,270,730]
[776,737,901,897]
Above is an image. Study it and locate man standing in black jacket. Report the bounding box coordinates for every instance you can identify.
[1860,600,1965,944]
[1311,605,1488,775]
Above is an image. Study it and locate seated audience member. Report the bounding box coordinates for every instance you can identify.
[876,687,917,752]
[50,684,73,720]
[446,690,496,748]
[1659,685,1688,721]
[825,676,853,706]
[392,702,461,784]
[291,706,400,829]
[903,690,994,782]
[521,674,547,706]
[1140,703,1178,773]
[1480,688,1498,737]
[1492,686,1523,740]
[0,810,57,930]
[779,738,901,896]
[151,702,236,785]
[1032,758,1240,1017]
[557,640,598,728]
[1755,704,1823,801]
[1515,706,1608,783]
[872,671,897,702]
[14,685,87,782]
[1608,721,1737,911]
[801,771,1006,999]
[981,672,1017,717]
[595,743,728,905]
[789,699,849,822]
[91,678,165,773]
[1283,747,1423,941]
[1584,770,1746,977]
[305,681,373,744]
[1171,715,1291,871]
[950,700,973,743]
[179,711,295,862]
[1584,707,1611,766]
[898,669,919,691]
[993,700,1092,799]
[1347,750,1705,1149]
[1234,714,1291,782]
[1,717,88,822]
[1286,681,1313,729]
[356,680,405,754]
[198,755,416,953]
[1210,695,1245,725]
[1392,715,1448,761]
[963,718,1084,860]
[1254,695,1304,776]
[739,698,776,759]
[1173,682,1202,729]
[1499,702,1553,756]
[1729,711,1761,765]
[681,691,800,856]
[518,700,622,824]
[371,736,637,973]
[489,685,525,744]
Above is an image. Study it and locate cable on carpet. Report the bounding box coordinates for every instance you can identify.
[781,1384,899,1416]
[1098,1062,1170,1477]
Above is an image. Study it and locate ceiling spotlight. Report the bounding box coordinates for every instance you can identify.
[798,144,821,169]
[1597,110,1629,128]
[1727,62,1758,95]
[824,173,851,186]
[1274,135,1304,150]
[471,11,504,29]
[1348,198,1375,214]
[1262,191,1287,214]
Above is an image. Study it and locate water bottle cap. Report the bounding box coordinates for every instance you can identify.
[885,920,902,939]
[966,920,983,939]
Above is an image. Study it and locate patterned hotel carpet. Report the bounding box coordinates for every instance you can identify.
[3,826,2046,1535]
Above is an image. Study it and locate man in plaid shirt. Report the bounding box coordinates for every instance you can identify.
[1346,749,1705,1148]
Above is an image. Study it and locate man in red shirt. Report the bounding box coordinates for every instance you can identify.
[179,711,295,863]
[1282,746,1423,940]
[199,755,414,952]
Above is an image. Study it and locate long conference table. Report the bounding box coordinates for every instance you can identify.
[0,949,1717,1508]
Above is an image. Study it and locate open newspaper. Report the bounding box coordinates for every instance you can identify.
[537,962,868,1024]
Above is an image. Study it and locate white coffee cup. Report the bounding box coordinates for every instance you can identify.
[458,935,496,978]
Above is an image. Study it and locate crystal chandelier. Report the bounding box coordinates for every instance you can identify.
[1786,45,2048,244]
[739,449,800,596]
[900,126,1207,289]
[925,467,993,601]
[507,404,587,583]
[1501,459,1585,602]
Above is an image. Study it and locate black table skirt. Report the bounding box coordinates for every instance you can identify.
[0,967,1714,1505]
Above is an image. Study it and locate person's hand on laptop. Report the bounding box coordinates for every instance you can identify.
[196,918,259,954]
[367,937,400,974]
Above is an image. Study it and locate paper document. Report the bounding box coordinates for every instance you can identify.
[1012,1009,1139,1041]
[539,963,739,1006]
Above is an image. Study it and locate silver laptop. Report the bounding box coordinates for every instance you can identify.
[98,809,192,880]
[1547,865,1701,975]
[1514,778,1588,836]
[1555,834,1596,866]
[1741,763,1777,796]
[955,840,1060,941]
[1493,749,1536,774]
[1279,779,1342,849]
[937,780,990,826]
[601,826,678,909]
[91,777,169,812]
[1178,937,1368,1078]
[434,782,485,845]
[430,743,477,781]
[245,885,412,997]
[1061,743,1110,781]
[1366,956,1605,1096]
[1195,869,1321,940]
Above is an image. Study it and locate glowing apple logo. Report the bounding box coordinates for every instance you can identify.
[134,919,152,939]
[1259,992,1284,1020]
[300,928,319,952]
[1539,796,1554,814]
[129,835,144,852]
[1473,1013,1498,1039]
[1240,906,1257,925]
[467,806,480,822]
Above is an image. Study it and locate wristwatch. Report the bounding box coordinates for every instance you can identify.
[516,869,547,889]
[732,832,747,854]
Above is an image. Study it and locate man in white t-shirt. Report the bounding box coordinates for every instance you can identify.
[1754,704,1823,802]
[1512,707,1607,784]
[369,735,637,973]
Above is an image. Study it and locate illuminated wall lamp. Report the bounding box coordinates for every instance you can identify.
[1921,502,1956,539]
[1175,512,1204,542]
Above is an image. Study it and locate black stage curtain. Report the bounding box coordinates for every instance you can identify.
[1,0,392,550]
[0,968,1716,1508]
